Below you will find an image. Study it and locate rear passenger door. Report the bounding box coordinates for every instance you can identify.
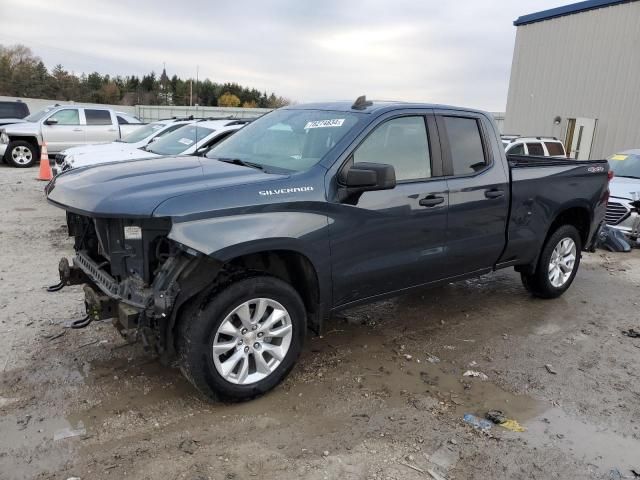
[330,112,449,306]
[435,111,509,276]
[83,108,118,144]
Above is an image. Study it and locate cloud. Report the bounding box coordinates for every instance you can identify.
[0,0,565,110]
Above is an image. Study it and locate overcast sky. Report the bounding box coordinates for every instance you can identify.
[0,0,567,111]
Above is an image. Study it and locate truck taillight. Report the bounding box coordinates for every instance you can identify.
[608,170,614,181]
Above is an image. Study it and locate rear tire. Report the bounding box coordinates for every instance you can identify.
[521,225,582,299]
[6,140,38,168]
[177,276,306,402]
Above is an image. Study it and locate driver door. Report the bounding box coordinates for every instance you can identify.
[41,108,84,152]
[329,113,449,306]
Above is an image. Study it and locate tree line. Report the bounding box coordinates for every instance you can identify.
[0,44,291,108]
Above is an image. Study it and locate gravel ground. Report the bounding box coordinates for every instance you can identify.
[1,164,639,480]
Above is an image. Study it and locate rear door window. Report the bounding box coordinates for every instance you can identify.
[545,142,565,156]
[526,143,544,156]
[85,109,113,125]
[441,116,487,175]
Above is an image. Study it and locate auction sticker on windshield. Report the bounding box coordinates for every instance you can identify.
[178,138,194,145]
[610,154,628,161]
[305,119,345,129]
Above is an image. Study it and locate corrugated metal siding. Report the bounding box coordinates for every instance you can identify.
[504,1,640,158]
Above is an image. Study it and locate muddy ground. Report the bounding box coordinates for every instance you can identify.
[1,164,639,480]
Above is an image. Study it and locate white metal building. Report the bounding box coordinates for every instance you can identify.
[504,0,640,159]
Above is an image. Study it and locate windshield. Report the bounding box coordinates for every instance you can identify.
[147,125,214,156]
[608,153,640,179]
[25,107,54,122]
[121,123,166,143]
[206,109,362,172]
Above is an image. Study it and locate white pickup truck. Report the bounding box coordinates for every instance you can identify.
[0,104,143,167]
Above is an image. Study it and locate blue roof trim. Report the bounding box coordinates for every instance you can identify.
[514,0,634,26]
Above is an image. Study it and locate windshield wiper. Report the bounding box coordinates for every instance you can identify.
[215,157,264,171]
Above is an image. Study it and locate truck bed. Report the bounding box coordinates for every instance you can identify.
[499,154,609,267]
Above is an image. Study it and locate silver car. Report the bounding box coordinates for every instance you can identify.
[605,149,640,246]
[0,105,143,168]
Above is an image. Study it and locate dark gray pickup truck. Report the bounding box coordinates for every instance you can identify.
[46,97,610,401]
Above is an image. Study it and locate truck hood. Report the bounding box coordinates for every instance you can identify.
[46,156,283,217]
[1,121,39,135]
[609,176,640,201]
[0,118,27,127]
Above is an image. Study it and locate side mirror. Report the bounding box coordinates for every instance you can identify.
[44,118,58,125]
[343,162,396,191]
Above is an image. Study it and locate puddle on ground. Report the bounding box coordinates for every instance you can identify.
[0,414,78,480]
[317,323,543,418]
[526,407,640,472]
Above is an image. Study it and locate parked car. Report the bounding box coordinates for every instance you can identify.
[502,135,567,157]
[604,149,640,246]
[53,119,250,175]
[0,100,30,127]
[46,98,609,401]
[53,117,201,174]
[0,105,143,167]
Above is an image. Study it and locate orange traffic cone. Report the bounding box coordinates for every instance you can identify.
[37,143,52,181]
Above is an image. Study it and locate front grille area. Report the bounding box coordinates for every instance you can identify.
[605,201,629,225]
[55,153,66,165]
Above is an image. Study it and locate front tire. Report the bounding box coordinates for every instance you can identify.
[178,276,306,401]
[6,140,38,168]
[521,224,582,299]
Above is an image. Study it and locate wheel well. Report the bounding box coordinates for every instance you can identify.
[547,207,591,246]
[8,136,40,154]
[166,250,322,362]
[515,206,591,276]
[225,250,320,319]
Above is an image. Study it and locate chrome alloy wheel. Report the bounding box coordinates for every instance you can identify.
[11,145,33,165]
[212,298,293,385]
[548,237,577,288]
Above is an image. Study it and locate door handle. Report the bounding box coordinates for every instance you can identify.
[72,128,83,132]
[485,189,504,199]
[419,195,445,207]
[108,128,117,132]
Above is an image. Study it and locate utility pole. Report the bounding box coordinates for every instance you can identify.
[189,80,192,106]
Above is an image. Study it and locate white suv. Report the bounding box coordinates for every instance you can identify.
[502,136,567,158]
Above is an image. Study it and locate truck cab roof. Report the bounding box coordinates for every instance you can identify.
[284,100,489,117]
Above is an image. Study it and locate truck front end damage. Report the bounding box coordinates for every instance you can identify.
[57,212,219,359]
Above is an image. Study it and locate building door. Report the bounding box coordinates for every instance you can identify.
[565,117,597,160]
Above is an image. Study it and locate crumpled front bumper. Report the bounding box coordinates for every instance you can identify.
[57,254,145,330]
[0,143,7,159]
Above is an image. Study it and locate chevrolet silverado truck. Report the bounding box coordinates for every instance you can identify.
[46,97,609,401]
[1,104,143,167]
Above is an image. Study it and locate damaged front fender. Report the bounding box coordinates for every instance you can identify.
[167,211,331,266]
